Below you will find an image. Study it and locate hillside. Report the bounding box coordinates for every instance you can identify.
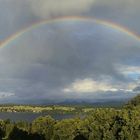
[124,94,140,108]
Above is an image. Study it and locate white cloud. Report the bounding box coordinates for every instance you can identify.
[63,79,119,93]
[0,92,15,99]
[63,77,138,94]
[117,64,140,81]
[118,65,140,74]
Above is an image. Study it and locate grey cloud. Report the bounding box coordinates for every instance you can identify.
[0,1,140,102]
[0,0,38,40]
[0,0,140,41]
[28,0,94,18]
[86,0,140,35]
[0,0,94,40]
[0,21,140,101]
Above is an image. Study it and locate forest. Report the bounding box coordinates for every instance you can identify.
[0,95,140,140]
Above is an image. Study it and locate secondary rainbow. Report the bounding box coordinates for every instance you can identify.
[0,16,140,48]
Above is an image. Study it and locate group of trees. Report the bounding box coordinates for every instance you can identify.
[0,95,140,140]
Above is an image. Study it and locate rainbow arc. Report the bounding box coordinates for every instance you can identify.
[0,16,140,48]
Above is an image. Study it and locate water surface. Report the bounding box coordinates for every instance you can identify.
[0,112,82,122]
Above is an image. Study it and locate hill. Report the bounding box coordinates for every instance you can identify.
[124,94,140,108]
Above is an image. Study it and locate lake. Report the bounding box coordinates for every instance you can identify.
[0,112,83,122]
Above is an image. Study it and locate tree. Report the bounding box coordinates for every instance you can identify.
[31,116,55,140]
[8,127,28,140]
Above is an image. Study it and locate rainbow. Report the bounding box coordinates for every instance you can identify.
[0,16,140,48]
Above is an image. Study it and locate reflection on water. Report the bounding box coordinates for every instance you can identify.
[0,112,83,122]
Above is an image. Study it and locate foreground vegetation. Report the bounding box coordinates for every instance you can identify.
[0,95,139,140]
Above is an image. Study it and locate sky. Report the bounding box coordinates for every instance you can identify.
[0,0,140,103]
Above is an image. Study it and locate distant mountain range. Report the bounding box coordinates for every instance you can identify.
[0,98,130,107]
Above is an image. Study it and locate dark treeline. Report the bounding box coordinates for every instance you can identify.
[0,95,140,140]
